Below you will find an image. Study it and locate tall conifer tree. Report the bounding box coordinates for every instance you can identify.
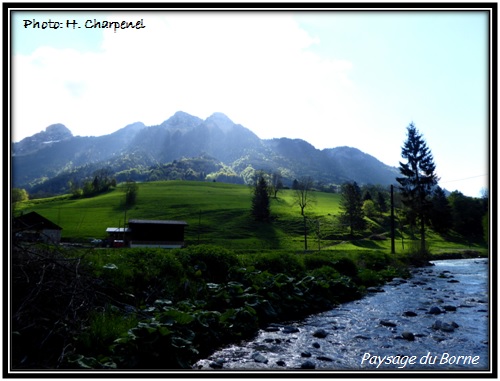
[339,181,366,237]
[396,123,438,254]
[251,173,270,221]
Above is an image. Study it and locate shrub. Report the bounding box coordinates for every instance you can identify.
[357,268,383,287]
[310,265,341,280]
[249,252,305,277]
[356,251,391,271]
[405,241,432,266]
[331,257,358,278]
[175,245,240,283]
[302,254,336,271]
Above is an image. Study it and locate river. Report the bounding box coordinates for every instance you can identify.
[193,258,490,373]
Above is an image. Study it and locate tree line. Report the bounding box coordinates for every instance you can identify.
[251,122,488,254]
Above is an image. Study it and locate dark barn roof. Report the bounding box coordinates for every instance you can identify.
[13,211,62,231]
[128,219,188,226]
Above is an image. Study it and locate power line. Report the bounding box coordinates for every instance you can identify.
[440,174,488,184]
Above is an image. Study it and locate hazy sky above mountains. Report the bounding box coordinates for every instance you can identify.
[11,7,490,197]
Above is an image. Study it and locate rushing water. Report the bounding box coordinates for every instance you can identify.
[193,258,490,372]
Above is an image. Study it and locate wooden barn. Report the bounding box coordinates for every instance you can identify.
[13,211,62,244]
[106,219,188,248]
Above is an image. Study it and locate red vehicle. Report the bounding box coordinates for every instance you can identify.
[113,239,125,248]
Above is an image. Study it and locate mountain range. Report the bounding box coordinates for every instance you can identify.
[12,111,400,197]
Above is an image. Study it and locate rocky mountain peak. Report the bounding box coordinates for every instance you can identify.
[161,111,203,131]
[204,112,236,133]
[13,124,73,156]
[44,124,73,140]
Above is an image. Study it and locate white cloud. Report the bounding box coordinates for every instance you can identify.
[12,12,356,145]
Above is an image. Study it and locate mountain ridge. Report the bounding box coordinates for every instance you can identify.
[12,112,399,197]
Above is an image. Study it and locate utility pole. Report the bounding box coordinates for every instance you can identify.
[124,208,127,243]
[391,185,395,254]
[303,215,308,251]
[317,219,321,251]
[198,210,201,244]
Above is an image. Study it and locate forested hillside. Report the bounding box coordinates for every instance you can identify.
[12,112,399,197]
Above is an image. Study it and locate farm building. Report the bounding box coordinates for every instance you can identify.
[106,219,188,248]
[13,211,62,244]
[105,227,131,247]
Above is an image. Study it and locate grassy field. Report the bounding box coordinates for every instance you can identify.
[15,180,487,256]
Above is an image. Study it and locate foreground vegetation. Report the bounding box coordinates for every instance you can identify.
[12,242,414,369]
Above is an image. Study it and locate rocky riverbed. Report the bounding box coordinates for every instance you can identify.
[193,258,490,372]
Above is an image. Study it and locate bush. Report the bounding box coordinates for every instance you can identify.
[302,254,336,271]
[356,251,391,271]
[309,265,341,280]
[175,245,240,284]
[405,241,432,266]
[249,252,305,277]
[357,268,384,287]
[331,257,358,278]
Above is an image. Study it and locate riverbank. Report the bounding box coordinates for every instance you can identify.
[431,249,487,260]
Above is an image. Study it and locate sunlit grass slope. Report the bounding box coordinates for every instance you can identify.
[15,180,486,254]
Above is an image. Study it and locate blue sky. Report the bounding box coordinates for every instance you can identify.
[11,8,490,197]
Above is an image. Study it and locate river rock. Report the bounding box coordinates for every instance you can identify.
[367,287,385,293]
[412,280,427,286]
[283,326,300,334]
[301,351,312,358]
[401,331,415,341]
[264,326,280,332]
[448,279,460,283]
[403,311,418,317]
[428,306,442,314]
[313,329,329,338]
[440,323,455,332]
[312,342,321,348]
[251,352,268,364]
[300,360,316,369]
[392,277,408,284]
[276,360,286,367]
[209,358,224,369]
[380,319,397,327]
[354,335,371,340]
[442,305,457,311]
[432,320,441,330]
[432,320,458,332]
[317,356,334,362]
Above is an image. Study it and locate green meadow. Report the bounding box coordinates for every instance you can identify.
[15,180,486,257]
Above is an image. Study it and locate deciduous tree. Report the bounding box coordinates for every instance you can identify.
[294,176,315,216]
[293,177,315,250]
[269,171,284,199]
[124,180,139,208]
[12,188,29,203]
